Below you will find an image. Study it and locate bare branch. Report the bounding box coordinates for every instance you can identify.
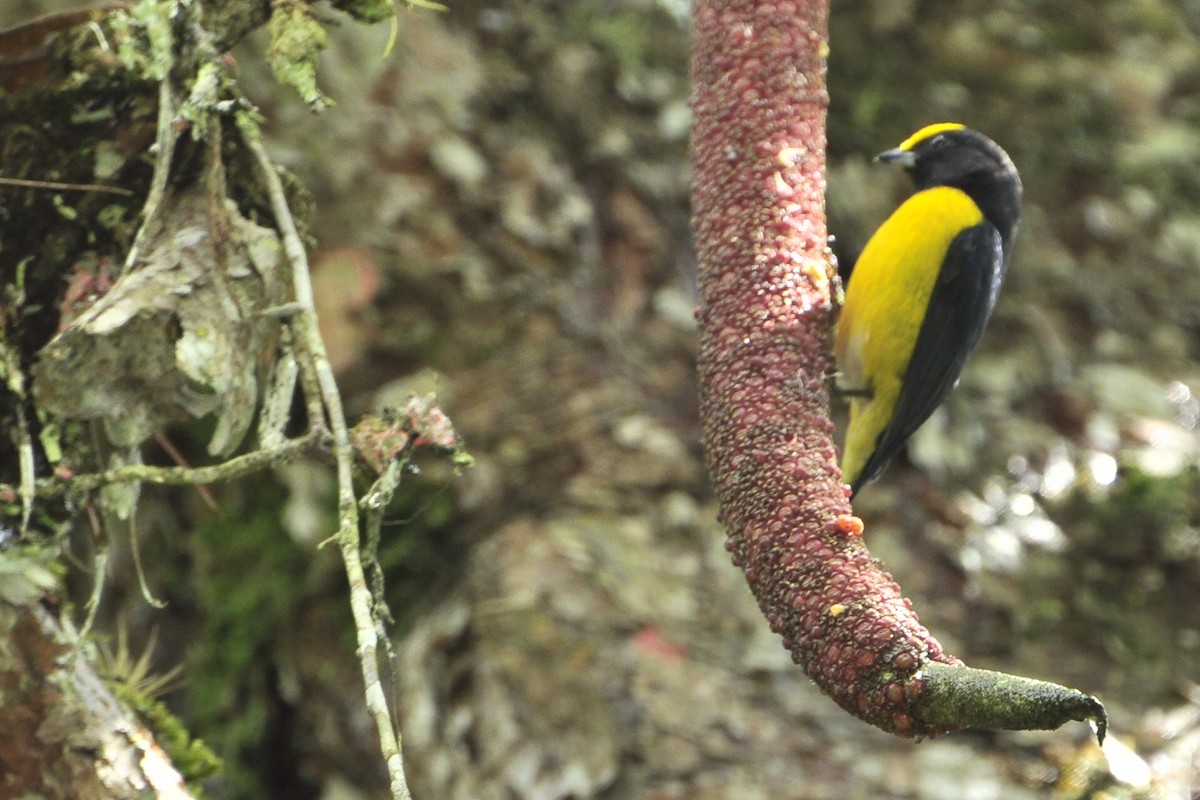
[237,113,413,800]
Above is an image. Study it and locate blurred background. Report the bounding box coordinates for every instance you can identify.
[3,0,1199,797]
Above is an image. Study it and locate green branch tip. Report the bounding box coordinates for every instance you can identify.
[917,661,1107,744]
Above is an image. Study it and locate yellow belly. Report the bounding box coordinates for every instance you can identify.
[835,186,984,487]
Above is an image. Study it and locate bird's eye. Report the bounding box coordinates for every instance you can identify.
[929,134,948,150]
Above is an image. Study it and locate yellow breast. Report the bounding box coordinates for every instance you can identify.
[835,186,984,486]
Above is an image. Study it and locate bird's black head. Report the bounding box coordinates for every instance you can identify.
[877,123,1023,244]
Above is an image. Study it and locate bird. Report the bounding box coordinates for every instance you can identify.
[835,123,1022,498]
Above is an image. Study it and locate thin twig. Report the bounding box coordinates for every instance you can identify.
[123,78,179,272]
[258,325,301,451]
[153,431,220,512]
[0,432,321,501]
[79,549,109,640]
[127,509,166,609]
[0,177,134,196]
[360,458,403,712]
[237,113,412,800]
[361,458,404,627]
[78,502,108,645]
[289,317,331,436]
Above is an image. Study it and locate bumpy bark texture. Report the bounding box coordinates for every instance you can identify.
[691,0,1105,740]
[691,0,955,736]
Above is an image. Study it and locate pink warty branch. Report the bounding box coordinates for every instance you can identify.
[690,0,1106,740]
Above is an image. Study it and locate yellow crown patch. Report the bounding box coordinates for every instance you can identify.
[898,122,966,152]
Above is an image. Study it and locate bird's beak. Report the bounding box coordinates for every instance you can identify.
[875,147,917,168]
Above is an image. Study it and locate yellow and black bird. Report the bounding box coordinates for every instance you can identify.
[836,123,1022,497]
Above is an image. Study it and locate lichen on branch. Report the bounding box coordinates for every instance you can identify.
[689,0,1105,741]
[0,2,462,796]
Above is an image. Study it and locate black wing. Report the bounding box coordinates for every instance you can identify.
[850,222,1007,495]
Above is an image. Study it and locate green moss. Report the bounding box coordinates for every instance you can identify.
[367,466,472,629]
[190,502,311,683]
[186,499,317,797]
[113,684,222,790]
[267,5,331,110]
[96,203,130,231]
[111,0,176,81]
[578,10,656,74]
[917,661,1106,742]
[1027,467,1200,702]
[335,0,398,24]
[1093,467,1199,549]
